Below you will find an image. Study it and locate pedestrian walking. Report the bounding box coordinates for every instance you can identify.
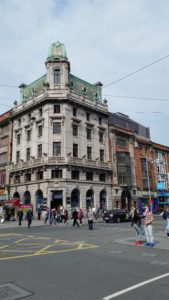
[88,208,94,230]
[64,209,68,224]
[44,208,49,224]
[37,206,42,220]
[27,209,33,228]
[130,207,144,245]
[78,208,84,225]
[17,209,23,226]
[72,208,80,227]
[162,206,169,238]
[143,205,154,247]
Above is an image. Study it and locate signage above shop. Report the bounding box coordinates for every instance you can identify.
[156,182,165,190]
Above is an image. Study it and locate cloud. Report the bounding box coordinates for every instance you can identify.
[0,0,169,145]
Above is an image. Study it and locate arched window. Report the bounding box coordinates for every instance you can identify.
[53,69,60,85]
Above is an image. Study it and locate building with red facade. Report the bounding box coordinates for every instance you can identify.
[0,110,12,205]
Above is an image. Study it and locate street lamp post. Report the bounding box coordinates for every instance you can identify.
[146,157,152,212]
[47,187,52,224]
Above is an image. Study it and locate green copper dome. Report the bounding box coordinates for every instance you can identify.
[47,41,67,59]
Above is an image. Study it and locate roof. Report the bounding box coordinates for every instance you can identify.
[47,41,68,60]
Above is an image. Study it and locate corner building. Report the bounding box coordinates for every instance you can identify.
[9,42,112,215]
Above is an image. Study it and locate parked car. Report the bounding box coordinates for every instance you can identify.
[103,209,129,223]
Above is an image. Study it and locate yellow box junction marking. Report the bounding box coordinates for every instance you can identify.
[0,234,99,261]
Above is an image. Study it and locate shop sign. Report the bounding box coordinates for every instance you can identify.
[156,182,165,190]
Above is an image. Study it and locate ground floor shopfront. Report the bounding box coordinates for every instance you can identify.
[10,181,112,218]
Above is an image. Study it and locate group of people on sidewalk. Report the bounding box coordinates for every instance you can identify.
[45,206,69,225]
[130,204,169,248]
[44,206,95,230]
[70,207,95,230]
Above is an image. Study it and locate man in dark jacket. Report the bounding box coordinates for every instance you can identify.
[72,209,79,227]
[17,209,23,226]
[130,207,144,245]
[27,209,33,228]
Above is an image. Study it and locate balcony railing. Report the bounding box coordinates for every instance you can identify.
[10,156,111,171]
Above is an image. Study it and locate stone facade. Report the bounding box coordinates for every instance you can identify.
[9,42,112,215]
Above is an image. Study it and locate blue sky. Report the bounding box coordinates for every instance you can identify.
[1,0,169,145]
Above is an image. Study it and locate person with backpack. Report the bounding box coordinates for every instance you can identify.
[130,207,144,245]
[162,206,169,237]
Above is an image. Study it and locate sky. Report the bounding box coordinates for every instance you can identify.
[1,0,169,145]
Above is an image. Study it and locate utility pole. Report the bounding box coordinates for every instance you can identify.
[146,157,152,212]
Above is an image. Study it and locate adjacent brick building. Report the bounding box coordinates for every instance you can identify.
[0,110,12,204]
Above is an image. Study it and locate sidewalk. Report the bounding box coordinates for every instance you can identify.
[0,219,45,229]
[0,217,102,229]
[116,231,169,251]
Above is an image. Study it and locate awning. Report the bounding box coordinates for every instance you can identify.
[4,199,20,207]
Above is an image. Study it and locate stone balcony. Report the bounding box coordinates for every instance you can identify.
[9,156,112,172]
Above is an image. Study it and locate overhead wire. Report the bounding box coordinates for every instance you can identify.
[103,53,169,88]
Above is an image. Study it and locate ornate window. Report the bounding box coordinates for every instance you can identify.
[53,69,60,84]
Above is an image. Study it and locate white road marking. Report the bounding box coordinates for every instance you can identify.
[103,272,169,300]
[141,253,157,257]
[109,250,123,255]
[151,260,168,266]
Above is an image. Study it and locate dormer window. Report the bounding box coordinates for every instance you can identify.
[70,81,74,90]
[54,69,60,85]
